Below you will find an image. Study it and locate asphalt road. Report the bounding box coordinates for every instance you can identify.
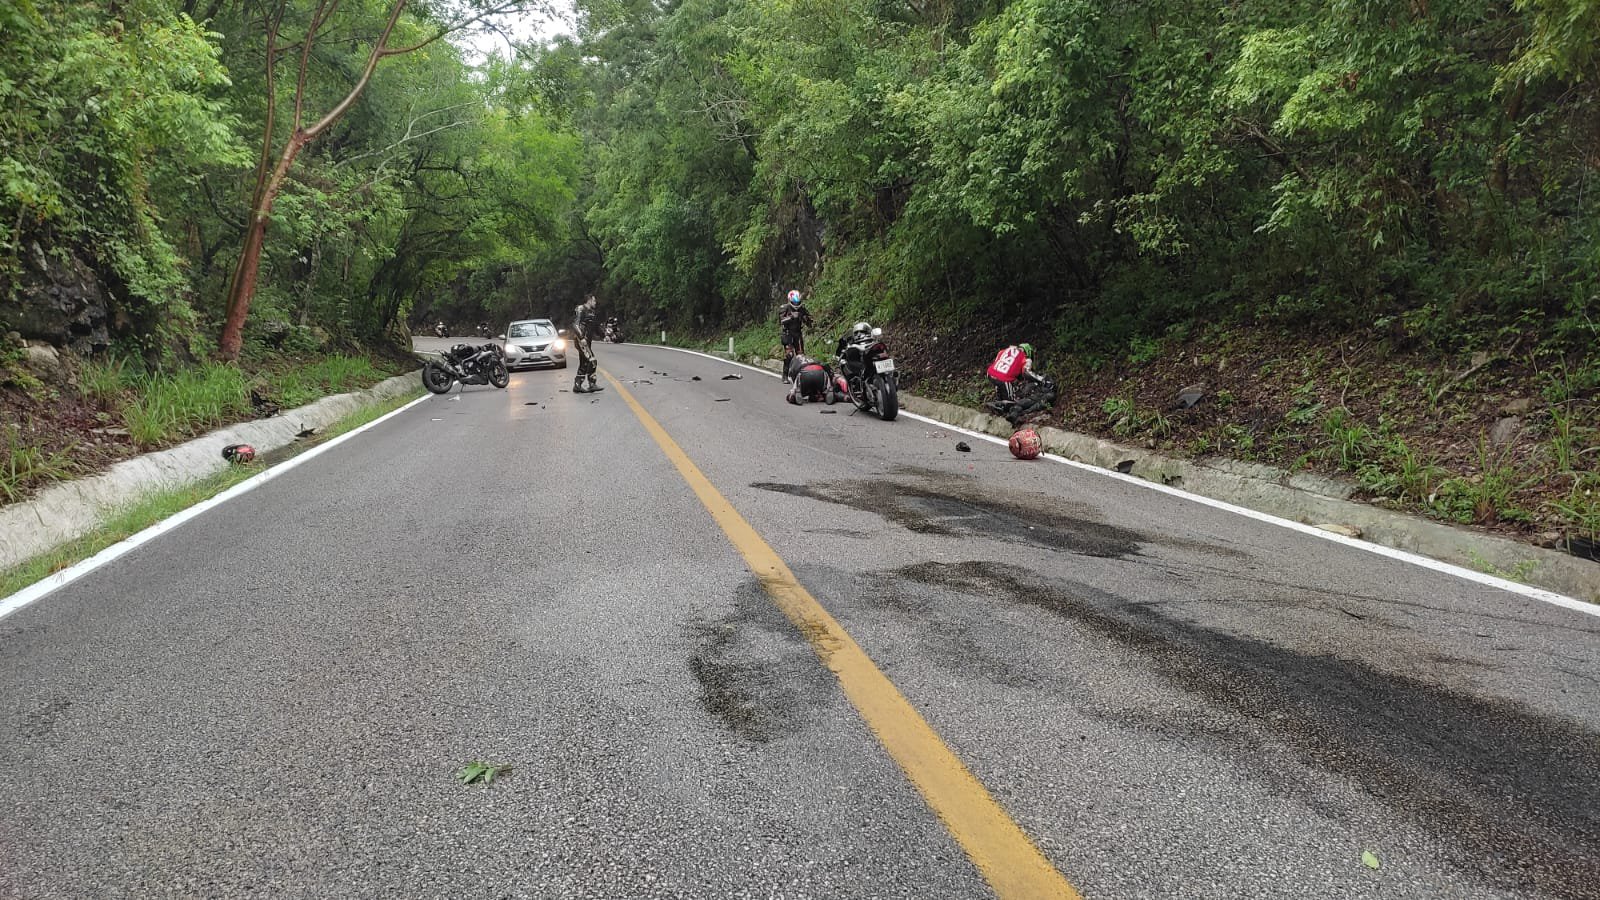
[2,340,1597,899]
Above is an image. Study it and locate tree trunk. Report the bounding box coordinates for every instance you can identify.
[219,135,305,359]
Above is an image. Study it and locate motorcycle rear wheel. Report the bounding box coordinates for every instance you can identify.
[875,375,899,421]
[422,361,455,394]
[488,360,510,389]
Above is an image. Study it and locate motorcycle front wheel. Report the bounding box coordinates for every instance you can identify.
[874,375,898,421]
[489,359,510,389]
[422,361,455,394]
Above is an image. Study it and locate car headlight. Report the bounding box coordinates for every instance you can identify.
[552,338,566,351]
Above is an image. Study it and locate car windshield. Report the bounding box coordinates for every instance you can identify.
[508,322,553,338]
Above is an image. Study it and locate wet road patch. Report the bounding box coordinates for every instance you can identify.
[752,477,1143,558]
[685,587,834,743]
[891,560,1600,900]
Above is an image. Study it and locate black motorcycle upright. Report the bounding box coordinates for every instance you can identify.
[422,343,509,394]
[836,326,899,421]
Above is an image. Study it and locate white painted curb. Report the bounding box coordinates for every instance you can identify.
[643,343,1598,619]
[0,393,431,622]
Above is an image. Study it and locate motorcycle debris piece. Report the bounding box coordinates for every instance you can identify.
[820,410,837,415]
[715,398,731,402]
[692,376,702,381]
[524,402,538,406]
[222,443,256,464]
[721,374,741,380]
[956,442,972,452]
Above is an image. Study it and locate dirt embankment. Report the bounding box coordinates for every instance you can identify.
[884,322,1599,560]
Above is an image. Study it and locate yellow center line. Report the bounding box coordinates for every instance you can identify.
[603,369,1082,900]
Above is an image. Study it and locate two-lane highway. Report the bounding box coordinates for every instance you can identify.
[2,340,1597,899]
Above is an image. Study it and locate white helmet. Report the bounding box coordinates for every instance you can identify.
[853,321,871,335]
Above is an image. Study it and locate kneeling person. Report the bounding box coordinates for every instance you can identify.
[786,355,838,405]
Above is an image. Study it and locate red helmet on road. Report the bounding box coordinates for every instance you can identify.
[1008,428,1042,460]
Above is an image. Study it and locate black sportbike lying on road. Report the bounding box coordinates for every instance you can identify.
[422,343,509,394]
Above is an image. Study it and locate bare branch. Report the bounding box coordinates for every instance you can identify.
[379,0,542,57]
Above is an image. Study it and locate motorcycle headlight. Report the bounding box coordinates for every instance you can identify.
[552,338,566,351]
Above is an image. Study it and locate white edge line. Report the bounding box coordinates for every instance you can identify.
[0,392,432,622]
[639,342,1598,619]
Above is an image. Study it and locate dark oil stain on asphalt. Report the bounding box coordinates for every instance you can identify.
[752,478,1145,558]
[893,560,1600,900]
[685,584,834,743]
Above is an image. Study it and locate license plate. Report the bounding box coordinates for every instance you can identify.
[875,358,896,374]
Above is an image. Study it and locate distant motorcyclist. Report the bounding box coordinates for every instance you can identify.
[987,342,1044,404]
[571,295,603,394]
[779,290,813,383]
[784,354,841,405]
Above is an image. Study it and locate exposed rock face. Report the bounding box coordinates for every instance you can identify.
[0,241,114,355]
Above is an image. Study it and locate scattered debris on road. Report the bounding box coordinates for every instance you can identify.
[456,761,513,786]
[1316,523,1364,539]
[296,427,318,438]
[956,442,971,452]
[721,374,742,380]
[1115,459,1136,473]
[692,376,702,381]
[222,443,256,464]
[715,398,731,402]
[524,402,537,406]
[820,410,837,414]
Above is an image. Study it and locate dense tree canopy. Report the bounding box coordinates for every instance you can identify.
[0,0,579,358]
[536,0,1599,360]
[2,0,1597,361]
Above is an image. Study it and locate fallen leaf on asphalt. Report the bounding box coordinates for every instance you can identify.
[456,762,513,786]
[1361,851,1380,870]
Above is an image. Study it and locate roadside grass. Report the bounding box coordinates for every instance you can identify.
[121,363,252,448]
[0,425,78,504]
[0,389,422,600]
[268,355,388,408]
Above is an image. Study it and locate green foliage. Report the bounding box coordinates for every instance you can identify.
[1431,439,1537,525]
[266,355,388,408]
[456,761,512,786]
[0,424,77,503]
[1320,407,1373,471]
[121,363,250,448]
[0,0,247,330]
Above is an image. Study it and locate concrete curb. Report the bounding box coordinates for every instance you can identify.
[714,350,1597,602]
[900,394,1598,603]
[0,371,421,571]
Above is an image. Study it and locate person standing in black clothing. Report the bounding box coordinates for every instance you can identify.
[779,289,813,383]
[572,294,604,394]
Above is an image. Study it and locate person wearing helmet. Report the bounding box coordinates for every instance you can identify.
[784,353,842,405]
[571,294,603,394]
[779,289,814,383]
[987,342,1044,404]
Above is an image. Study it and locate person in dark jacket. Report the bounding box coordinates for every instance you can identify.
[572,295,603,394]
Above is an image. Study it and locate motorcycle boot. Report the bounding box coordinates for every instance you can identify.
[587,376,603,392]
[573,376,588,393]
